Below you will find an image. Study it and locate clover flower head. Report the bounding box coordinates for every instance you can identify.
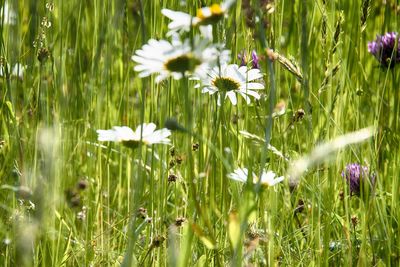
[238,50,247,67]
[251,50,260,69]
[368,32,400,68]
[341,163,375,196]
[238,50,260,69]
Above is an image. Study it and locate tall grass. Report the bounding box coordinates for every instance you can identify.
[0,0,399,266]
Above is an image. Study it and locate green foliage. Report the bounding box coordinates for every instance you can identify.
[0,0,399,266]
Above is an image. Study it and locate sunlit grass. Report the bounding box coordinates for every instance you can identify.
[0,0,399,266]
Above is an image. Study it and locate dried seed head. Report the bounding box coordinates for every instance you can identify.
[351,215,358,227]
[137,207,147,219]
[192,143,199,151]
[168,174,178,182]
[70,195,81,208]
[294,109,305,122]
[169,159,176,168]
[175,155,183,165]
[265,48,278,61]
[339,190,344,201]
[294,199,305,214]
[169,147,176,157]
[151,236,165,247]
[65,188,81,208]
[77,179,89,190]
[175,217,186,227]
[37,47,50,63]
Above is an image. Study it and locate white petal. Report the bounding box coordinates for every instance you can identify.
[270,176,285,186]
[222,0,235,10]
[260,171,284,186]
[242,90,261,99]
[97,129,119,142]
[144,128,172,144]
[238,92,251,104]
[97,126,135,142]
[134,123,155,139]
[199,25,213,40]
[244,82,264,90]
[227,92,237,105]
[228,168,249,183]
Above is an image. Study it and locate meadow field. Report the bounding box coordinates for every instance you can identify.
[1,0,399,266]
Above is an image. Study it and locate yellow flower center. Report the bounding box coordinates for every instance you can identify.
[164,54,201,73]
[212,77,241,91]
[196,4,224,25]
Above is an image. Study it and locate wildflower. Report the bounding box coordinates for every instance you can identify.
[65,188,81,208]
[198,64,264,105]
[150,236,165,248]
[329,241,341,252]
[368,32,400,68]
[237,50,247,66]
[37,47,50,63]
[251,50,260,69]
[341,163,375,196]
[11,63,26,78]
[168,174,178,182]
[192,143,200,151]
[161,0,235,35]
[3,238,11,246]
[137,207,148,219]
[237,50,260,69]
[273,100,286,117]
[96,123,171,148]
[131,36,230,83]
[76,206,87,221]
[228,167,284,187]
[0,63,26,79]
[351,215,358,227]
[175,217,186,227]
[294,199,305,214]
[76,179,89,190]
[0,2,17,25]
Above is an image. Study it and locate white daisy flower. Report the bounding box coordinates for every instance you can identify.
[228,167,284,187]
[12,63,26,79]
[161,0,235,35]
[1,2,17,25]
[132,36,230,83]
[198,64,264,105]
[97,123,171,148]
[0,63,26,79]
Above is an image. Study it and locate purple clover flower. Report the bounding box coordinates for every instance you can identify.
[251,50,260,69]
[341,163,375,196]
[368,32,400,68]
[238,50,247,67]
[237,50,260,69]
